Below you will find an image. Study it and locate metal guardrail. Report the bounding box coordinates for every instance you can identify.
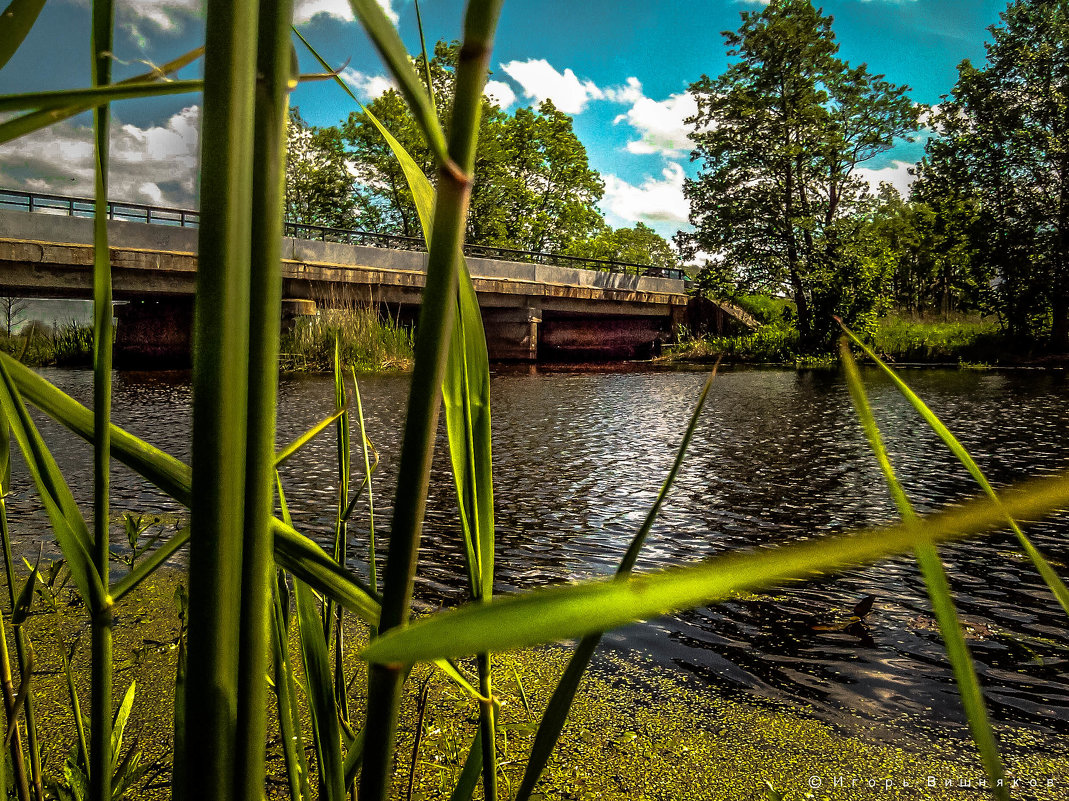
[0,188,688,281]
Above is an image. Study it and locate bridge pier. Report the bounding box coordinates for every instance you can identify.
[115,298,193,367]
[483,306,540,361]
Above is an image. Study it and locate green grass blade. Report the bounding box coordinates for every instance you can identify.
[839,323,1069,616]
[273,580,311,801]
[840,342,1007,798]
[362,467,1069,664]
[0,360,103,610]
[351,370,378,595]
[0,79,202,113]
[109,682,135,773]
[516,368,717,801]
[340,1,449,166]
[341,726,366,790]
[0,0,45,70]
[2,354,192,504]
[448,728,482,801]
[295,580,346,801]
[275,407,346,467]
[0,45,203,145]
[110,527,191,601]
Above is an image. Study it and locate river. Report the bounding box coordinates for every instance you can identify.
[7,364,1069,750]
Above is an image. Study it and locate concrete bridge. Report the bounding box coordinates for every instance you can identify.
[0,193,752,364]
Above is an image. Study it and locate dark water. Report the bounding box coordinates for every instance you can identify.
[9,365,1069,746]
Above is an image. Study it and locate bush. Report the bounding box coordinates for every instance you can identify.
[279,305,414,372]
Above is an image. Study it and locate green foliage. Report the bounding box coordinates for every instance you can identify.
[565,222,679,271]
[285,108,361,229]
[0,322,94,367]
[924,0,1069,348]
[337,40,605,252]
[680,0,917,349]
[869,315,1001,362]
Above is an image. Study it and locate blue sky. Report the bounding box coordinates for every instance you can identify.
[0,0,1007,240]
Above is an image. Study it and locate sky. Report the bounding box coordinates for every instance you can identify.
[0,0,1010,242]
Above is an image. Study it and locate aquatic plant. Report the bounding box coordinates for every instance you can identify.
[0,3,1067,801]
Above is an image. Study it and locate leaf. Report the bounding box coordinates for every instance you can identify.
[111,682,136,772]
[0,0,45,71]
[275,406,346,467]
[0,79,202,114]
[362,468,1069,664]
[0,45,203,145]
[297,13,448,166]
[839,323,1069,616]
[840,342,1006,796]
[110,527,191,601]
[295,580,345,801]
[447,728,482,801]
[11,547,39,625]
[0,358,103,611]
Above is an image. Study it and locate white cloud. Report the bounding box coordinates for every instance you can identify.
[483,79,516,108]
[0,106,201,207]
[855,159,916,196]
[602,162,690,228]
[604,76,644,105]
[499,59,606,114]
[614,90,697,156]
[115,0,200,31]
[340,68,396,98]
[294,0,399,25]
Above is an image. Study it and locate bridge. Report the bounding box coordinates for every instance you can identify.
[0,190,752,364]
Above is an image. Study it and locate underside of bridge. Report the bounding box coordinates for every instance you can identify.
[0,210,754,367]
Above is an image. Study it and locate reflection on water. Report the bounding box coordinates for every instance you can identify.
[9,365,1069,744]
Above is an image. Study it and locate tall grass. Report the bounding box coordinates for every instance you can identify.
[0,3,1067,801]
[280,304,413,372]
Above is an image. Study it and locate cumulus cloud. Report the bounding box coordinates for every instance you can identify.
[340,68,396,98]
[855,159,916,197]
[0,106,201,207]
[499,59,606,114]
[602,162,690,227]
[295,0,400,25]
[114,0,200,31]
[483,79,516,108]
[614,89,697,156]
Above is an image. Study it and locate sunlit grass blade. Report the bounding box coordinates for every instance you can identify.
[0,0,45,70]
[363,467,1069,664]
[840,341,1007,799]
[0,360,103,610]
[0,621,29,801]
[340,1,449,167]
[448,728,482,801]
[341,726,366,791]
[275,407,346,467]
[295,580,346,801]
[516,367,717,801]
[60,643,88,780]
[0,79,202,113]
[351,370,378,593]
[2,354,192,504]
[839,322,1069,616]
[0,45,204,144]
[110,527,190,601]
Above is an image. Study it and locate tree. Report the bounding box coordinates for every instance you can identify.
[679,0,918,348]
[924,0,1069,348]
[0,296,28,335]
[285,108,361,229]
[566,222,679,271]
[341,41,605,252]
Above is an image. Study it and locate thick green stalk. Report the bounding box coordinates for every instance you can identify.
[89,4,114,801]
[182,0,259,797]
[0,616,29,801]
[359,3,505,800]
[231,1,292,799]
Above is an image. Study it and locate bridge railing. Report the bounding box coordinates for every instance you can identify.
[1,188,688,281]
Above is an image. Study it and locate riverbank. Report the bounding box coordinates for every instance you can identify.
[663,313,1069,368]
[7,562,1066,800]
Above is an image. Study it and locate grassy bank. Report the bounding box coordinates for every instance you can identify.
[279,306,414,372]
[0,324,94,368]
[9,563,1065,801]
[665,313,1016,367]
